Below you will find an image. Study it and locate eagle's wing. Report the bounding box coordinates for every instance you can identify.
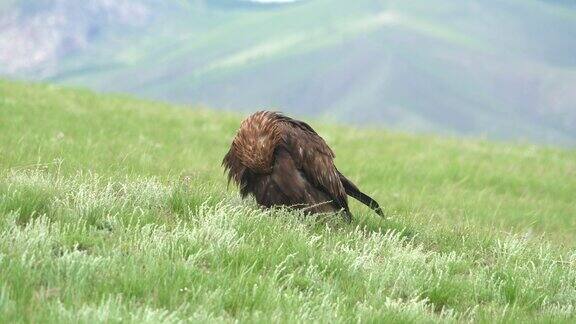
[278,117,350,217]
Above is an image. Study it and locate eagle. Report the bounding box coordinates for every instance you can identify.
[222,111,384,222]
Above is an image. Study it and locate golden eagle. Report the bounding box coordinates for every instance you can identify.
[222,111,384,222]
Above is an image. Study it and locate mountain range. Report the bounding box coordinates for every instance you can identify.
[1,0,575,145]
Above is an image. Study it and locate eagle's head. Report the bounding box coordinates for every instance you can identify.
[231,111,282,174]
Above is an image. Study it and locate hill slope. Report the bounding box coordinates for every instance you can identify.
[1,0,576,145]
[1,80,576,322]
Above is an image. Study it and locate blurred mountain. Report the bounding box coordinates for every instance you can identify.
[1,0,575,145]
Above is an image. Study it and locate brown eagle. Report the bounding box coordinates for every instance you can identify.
[222,111,384,222]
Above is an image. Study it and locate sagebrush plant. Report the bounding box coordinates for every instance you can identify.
[0,80,575,322]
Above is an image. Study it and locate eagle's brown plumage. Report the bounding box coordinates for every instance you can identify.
[222,111,384,222]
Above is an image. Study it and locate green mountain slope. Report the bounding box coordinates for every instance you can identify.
[1,0,575,145]
[1,80,576,322]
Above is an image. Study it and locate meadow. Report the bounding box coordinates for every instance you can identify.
[0,79,575,322]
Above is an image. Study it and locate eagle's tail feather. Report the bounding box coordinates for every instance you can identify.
[338,172,384,217]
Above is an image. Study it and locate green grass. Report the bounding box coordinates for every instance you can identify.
[0,79,575,322]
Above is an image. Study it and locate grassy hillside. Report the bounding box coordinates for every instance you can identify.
[1,80,576,322]
[1,0,576,144]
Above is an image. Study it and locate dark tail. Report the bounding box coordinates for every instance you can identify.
[338,171,384,217]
